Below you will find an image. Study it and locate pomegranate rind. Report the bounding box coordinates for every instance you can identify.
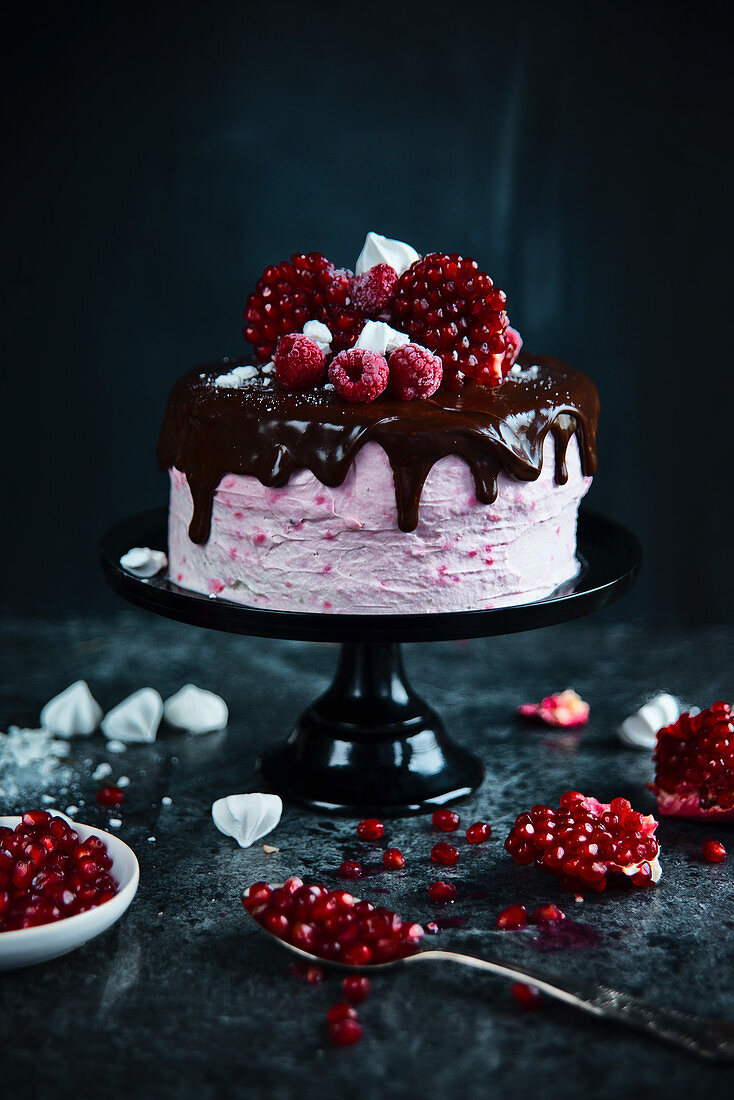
[652,787,734,822]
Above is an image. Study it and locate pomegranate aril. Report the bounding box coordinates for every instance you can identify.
[338,861,363,881]
[702,839,727,863]
[342,943,373,967]
[356,818,384,841]
[529,903,566,925]
[96,785,125,807]
[329,1017,362,1046]
[343,975,371,1003]
[432,808,460,832]
[496,904,528,930]
[466,821,491,843]
[431,842,459,867]
[327,1002,358,1025]
[512,983,543,1009]
[428,880,457,903]
[382,848,405,870]
[264,911,290,937]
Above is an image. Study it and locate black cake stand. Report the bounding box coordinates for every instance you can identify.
[100,508,641,815]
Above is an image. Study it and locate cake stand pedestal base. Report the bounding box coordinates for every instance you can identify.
[258,641,483,814]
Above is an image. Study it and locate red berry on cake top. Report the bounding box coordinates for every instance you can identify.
[392,252,510,390]
[350,263,398,316]
[329,348,389,403]
[388,343,443,401]
[243,252,363,363]
[273,334,326,390]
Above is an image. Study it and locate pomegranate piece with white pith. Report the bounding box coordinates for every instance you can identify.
[504,791,662,893]
[652,700,734,820]
[243,878,424,965]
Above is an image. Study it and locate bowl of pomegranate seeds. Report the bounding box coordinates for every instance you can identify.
[0,810,139,971]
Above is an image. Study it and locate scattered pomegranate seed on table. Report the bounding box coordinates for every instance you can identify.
[327,1002,358,1025]
[96,785,125,807]
[529,903,566,925]
[329,1017,363,1046]
[356,818,384,841]
[504,791,661,893]
[496,904,528,930]
[702,839,727,863]
[382,848,405,870]
[428,881,457,903]
[342,975,370,1003]
[431,842,459,866]
[338,861,363,880]
[466,821,492,843]
[432,808,460,832]
[512,983,543,1009]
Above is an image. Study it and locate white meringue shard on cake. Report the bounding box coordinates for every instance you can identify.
[355,231,420,277]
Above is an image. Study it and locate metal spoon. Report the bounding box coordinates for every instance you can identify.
[242,886,734,1062]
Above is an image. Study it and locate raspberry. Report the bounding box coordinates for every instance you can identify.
[388,343,443,401]
[329,348,389,403]
[392,252,510,390]
[243,252,363,363]
[350,263,398,316]
[273,334,326,390]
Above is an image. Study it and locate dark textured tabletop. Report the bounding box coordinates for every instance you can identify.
[1,613,733,1100]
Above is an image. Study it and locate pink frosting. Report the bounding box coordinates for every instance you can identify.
[167,437,592,614]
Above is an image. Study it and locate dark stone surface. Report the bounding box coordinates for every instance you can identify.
[1,613,733,1099]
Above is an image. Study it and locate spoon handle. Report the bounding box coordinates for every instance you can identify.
[408,950,734,1062]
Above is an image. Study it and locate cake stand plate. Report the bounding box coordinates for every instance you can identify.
[100,509,641,814]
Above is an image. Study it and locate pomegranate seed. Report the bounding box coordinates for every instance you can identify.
[512,983,543,1009]
[702,839,727,863]
[466,821,492,843]
[431,842,459,866]
[432,808,460,832]
[331,890,355,909]
[329,1018,362,1046]
[356,818,384,841]
[22,810,51,827]
[264,911,290,937]
[382,848,406,870]
[338,862,363,881]
[496,904,528,930]
[529,903,565,925]
[342,975,371,1003]
[426,921,440,934]
[327,1002,358,1025]
[342,943,373,967]
[96,785,124,807]
[428,880,457,903]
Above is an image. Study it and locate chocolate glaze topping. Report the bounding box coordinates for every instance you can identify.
[157,353,599,545]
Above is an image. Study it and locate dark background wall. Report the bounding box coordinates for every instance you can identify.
[3,0,732,620]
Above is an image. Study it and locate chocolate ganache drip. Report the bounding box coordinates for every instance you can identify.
[157,353,599,545]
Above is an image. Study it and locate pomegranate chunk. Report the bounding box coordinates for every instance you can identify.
[0,811,119,932]
[517,689,589,729]
[504,791,662,893]
[652,701,734,820]
[244,880,424,964]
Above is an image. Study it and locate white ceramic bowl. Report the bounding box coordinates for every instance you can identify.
[0,815,140,971]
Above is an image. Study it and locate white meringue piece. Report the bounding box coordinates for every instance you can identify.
[355,231,420,277]
[40,680,103,738]
[302,320,332,354]
[214,364,259,388]
[106,740,127,754]
[101,688,163,744]
[354,320,410,357]
[163,684,228,734]
[92,762,113,780]
[617,693,684,750]
[120,547,168,578]
[211,792,282,849]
